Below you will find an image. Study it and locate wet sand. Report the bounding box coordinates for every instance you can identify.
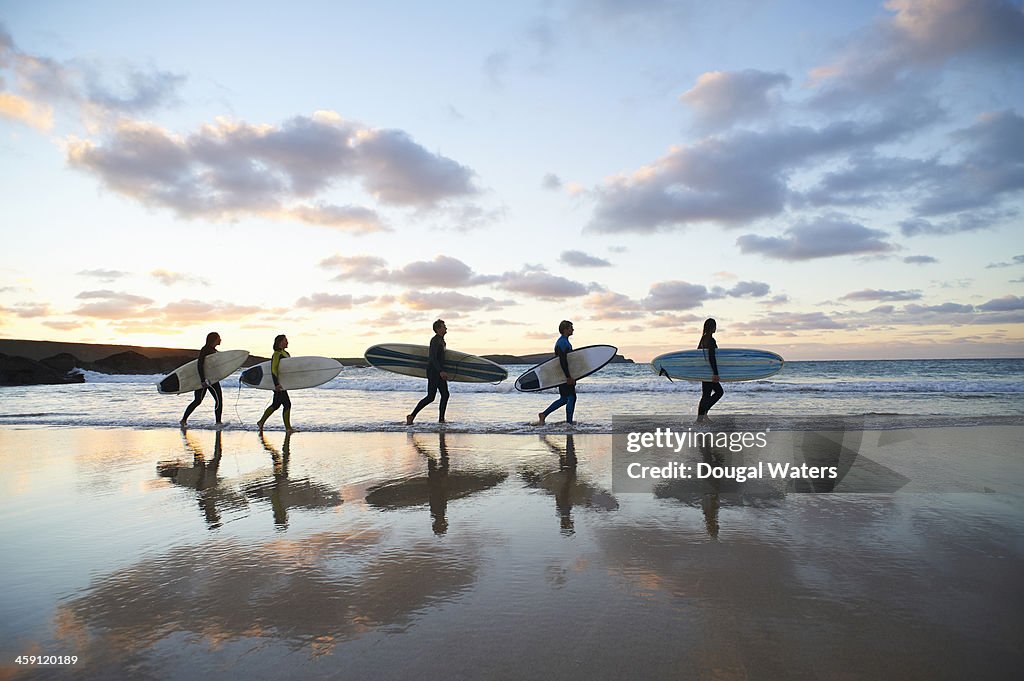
[0,426,1022,680]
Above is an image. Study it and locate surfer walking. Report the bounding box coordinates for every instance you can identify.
[407,320,449,425]
[537,320,576,425]
[257,335,296,433]
[697,318,724,423]
[180,331,224,429]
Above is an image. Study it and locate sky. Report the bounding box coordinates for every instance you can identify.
[1,0,1022,361]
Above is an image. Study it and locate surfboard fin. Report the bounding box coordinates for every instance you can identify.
[659,368,674,382]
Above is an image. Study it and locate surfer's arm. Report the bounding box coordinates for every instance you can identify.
[707,345,719,379]
[271,351,282,389]
[197,346,211,385]
[556,344,575,385]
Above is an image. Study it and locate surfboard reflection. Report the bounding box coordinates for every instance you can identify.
[364,432,508,535]
[156,430,248,530]
[521,435,619,536]
[245,432,344,530]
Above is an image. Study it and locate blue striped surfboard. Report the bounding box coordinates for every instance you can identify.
[364,344,508,383]
[651,348,784,382]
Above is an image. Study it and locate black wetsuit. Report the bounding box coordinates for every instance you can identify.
[698,335,724,416]
[410,334,449,421]
[182,344,223,423]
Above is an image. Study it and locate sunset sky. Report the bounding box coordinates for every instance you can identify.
[1,0,1022,361]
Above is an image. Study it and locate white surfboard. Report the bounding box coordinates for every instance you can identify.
[364,343,508,383]
[239,356,343,390]
[157,349,249,394]
[514,345,618,392]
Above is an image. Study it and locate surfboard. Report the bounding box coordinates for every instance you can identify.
[364,344,508,383]
[514,345,618,392]
[239,356,343,390]
[157,349,249,394]
[651,348,784,382]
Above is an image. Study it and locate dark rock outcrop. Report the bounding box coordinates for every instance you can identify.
[0,353,85,386]
[86,351,196,375]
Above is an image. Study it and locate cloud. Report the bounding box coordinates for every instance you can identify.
[642,281,711,311]
[841,289,923,302]
[321,255,497,287]
[77,268,131,282]
[737,216,897,261]
[585,114,932,233]
[717,281,771,298]
[65,112,478,230]
[734,311,847,332]
[73,290,155,318]
[42,319,88,331]
[810,0,1024,97]
[295,293,374,310]
[354,128,478,206]
[680,69,790,130]
[904,255,938,264]
[286,203,386,233]
[160,300,262,323]
[398,291,513,312]
[0,91,53,129]
[987,255,1024,268]
[541,173,563,190]
[497,268,591,299]
[150,269,210,287]
[559,250,612,268]
[803,111,1024,227]
[0,27,184,125]
[583,290,645,320]
[1,302,51,318]
[977,295,1024,311]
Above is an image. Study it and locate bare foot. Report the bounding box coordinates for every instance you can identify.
[179,420,188,429]
[535,412,546,426]
[257,421,265,433]
[406,414,414,425]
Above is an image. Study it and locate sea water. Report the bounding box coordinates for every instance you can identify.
[1,358,1021,432]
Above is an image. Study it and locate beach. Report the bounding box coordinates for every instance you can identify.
[1,424,1022,680]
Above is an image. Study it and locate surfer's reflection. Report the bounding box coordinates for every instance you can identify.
[413,432,451,534]
[157,430,246,530]
[365,432,507,535]
[245,433,343,530]
[522,435,619,536]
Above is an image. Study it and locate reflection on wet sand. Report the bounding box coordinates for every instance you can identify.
[365,432,507,534]
[54,528,483,674]
[156,431,247,529]
[522,435,619,535]
[245,433,343,529]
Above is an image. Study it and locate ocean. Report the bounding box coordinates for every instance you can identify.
[2,358,1022,432]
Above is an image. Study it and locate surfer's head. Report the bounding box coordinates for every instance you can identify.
[273,334,288,351]
[433,319,447,334]
[559,320,574,336]
[205,331,220,347]
[702,318,717,336]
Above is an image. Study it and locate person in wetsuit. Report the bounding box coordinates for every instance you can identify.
[537,320,576,425]
[407,320,449,425]
[180,331,224,429]
[697,318,724,422]
[257,334,296,433]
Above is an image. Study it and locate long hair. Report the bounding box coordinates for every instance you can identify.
[205,331,219,346]
[273,334,287,351]
[699,318,716,347]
